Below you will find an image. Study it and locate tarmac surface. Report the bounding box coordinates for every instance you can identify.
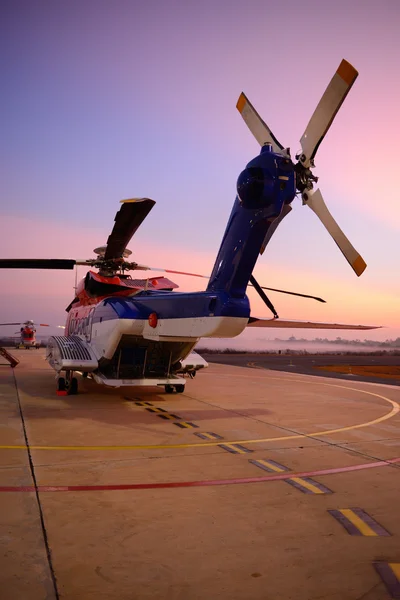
[0,348,400,599]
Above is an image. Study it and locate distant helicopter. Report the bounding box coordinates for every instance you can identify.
[0,320,64,349]
[0,59,380,395]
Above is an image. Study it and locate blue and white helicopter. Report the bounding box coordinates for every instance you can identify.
[0,60,379,395]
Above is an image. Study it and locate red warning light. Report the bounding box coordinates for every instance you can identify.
[148,312,158,328]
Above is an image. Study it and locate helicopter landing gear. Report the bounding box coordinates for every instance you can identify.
[69,377,78,395]
[164,384,185,394]
[57,371,78,396]
[57,377,66,393]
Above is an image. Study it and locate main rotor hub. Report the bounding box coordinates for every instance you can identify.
[93,246,132,259]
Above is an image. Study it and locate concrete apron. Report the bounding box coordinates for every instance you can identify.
[0,349,399,600]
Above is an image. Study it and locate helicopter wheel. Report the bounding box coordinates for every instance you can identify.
[57,377,66,392]
[69,377,78,395]
[165,385,174,394]
[175,384,185,394]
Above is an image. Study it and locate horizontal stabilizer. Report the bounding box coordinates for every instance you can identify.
[248,318,380,330]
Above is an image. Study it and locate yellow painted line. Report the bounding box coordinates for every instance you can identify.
[339,509,378,536]
[220,443,251,454]
[1,378,398,451]
[389,563,400,579]
[289,477,325,494]
[223,444,247,454]
[258,460,285,473]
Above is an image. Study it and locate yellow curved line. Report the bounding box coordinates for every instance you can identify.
[1,376,398,451]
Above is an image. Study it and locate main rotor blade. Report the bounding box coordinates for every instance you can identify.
[236,93,286,155]
[134,265,209,278]
[303,188,366,276]
[260,205,292,255]
[0,322,23,326]
[136,264,326,302]
[300,59,358,168]
[0,259,76,270]
[104,198,156,260]
[258,286,326,303]
[250,275,278,318]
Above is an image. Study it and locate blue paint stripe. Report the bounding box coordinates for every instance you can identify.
[92,291,250,323]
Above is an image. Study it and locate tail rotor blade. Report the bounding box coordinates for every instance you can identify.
[299,59,358,168]
[237,93,287,155]
[303,188,366,276]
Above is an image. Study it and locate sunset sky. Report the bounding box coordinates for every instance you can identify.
[1,0,399,343]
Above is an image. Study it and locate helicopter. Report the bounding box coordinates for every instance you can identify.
[0,320,65,349]
[0,59,380,395]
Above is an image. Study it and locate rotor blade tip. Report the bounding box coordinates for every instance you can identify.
[236,93,246,113]
[337,59,358,85]
[353,256,367,276]
[120,198,142,204]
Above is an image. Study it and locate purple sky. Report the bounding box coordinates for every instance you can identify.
[1,0,399,342]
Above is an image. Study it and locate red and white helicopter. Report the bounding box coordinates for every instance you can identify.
[0,60,379,395]
[0,320,64,349]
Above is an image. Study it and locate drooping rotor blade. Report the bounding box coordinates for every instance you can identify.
[250,275,278,318]
[0,259,76,270]
[299,59,358,168]
[0,321,66,328]
[303,188,366,276]
[248,317,380,330]
[260,205,292,255]
[104,198,156,260]
[258,287,326,303]
[135,264,326,302]
[134,265,209,279]
[236,93,286,155]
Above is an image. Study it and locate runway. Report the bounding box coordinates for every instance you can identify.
[1,349,400,599]
[203,352,400,386]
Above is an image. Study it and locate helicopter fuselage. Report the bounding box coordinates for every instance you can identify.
[49,145,295,388]
[16,326,40,349]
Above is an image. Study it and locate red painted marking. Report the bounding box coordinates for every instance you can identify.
[0,457,399,493]
[56,391,68,396]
